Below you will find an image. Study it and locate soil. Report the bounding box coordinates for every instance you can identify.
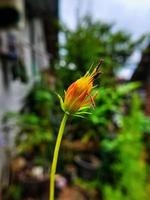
[58,186,87,200]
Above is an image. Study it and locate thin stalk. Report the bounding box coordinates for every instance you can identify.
[49,113,68,200]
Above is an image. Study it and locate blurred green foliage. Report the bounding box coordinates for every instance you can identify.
[57,18,150,200]
[3,184,22,200]
[4,80,55,163]
[103,94,150,200]
[59,16,145,86]
[90,82,141,127]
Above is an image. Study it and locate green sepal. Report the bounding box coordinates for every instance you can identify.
[72,114,85,118]
[72,109,92,118]
[75,111,92,115]
[78,106,90,111]
[56,93,65,112]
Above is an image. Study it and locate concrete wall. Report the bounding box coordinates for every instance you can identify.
[0,18,49,187]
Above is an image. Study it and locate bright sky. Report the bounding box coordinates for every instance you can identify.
[60,0,150,79]
[60,0,150,37]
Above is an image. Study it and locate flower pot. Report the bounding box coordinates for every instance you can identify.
[18,172,49,198]
[62,139,98,152]
[74,154,101,180]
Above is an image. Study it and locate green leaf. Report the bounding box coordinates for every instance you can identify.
[117,82,141,95]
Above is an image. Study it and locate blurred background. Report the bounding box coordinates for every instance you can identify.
[0,0,150,199]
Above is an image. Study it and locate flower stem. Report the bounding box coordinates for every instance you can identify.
[49,113,68,200]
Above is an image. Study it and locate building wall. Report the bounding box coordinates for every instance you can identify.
[0,18,49,115]
[0,17,49,188]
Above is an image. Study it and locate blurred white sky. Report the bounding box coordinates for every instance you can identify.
[60,0,150,38]
[60,0,150,79]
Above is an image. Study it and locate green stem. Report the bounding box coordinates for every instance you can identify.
[49,113,68,200]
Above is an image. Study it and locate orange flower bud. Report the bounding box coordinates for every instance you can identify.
[62,60,103,115]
